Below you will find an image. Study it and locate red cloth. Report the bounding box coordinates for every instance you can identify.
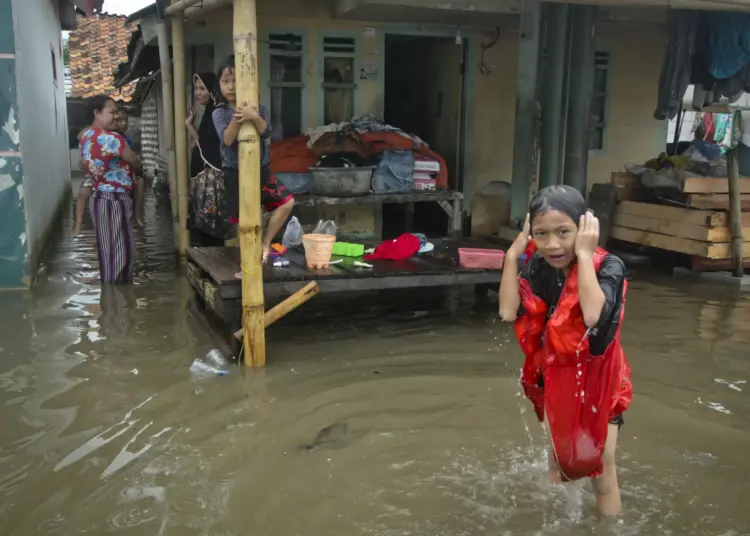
[514,244,632,481]
[269,132,451,189]
[364,233,421,261]
[703,113,716,141]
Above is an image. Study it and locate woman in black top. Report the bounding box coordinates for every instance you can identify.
[187,72,222,175]
[186,72,224,246]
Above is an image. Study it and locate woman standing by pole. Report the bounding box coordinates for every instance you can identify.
[79,95,142,284]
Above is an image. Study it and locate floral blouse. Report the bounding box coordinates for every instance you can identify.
[80,128,134,193]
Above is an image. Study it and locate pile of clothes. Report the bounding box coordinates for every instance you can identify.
[626,130,733,192]
[655,12,750,120]
[269,116,449,193]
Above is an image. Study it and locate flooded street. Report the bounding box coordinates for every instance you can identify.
[1,189,750,535]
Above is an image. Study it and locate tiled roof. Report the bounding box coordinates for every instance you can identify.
[68,14,137,101]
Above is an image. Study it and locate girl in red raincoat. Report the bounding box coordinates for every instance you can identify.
[498,185,632,516]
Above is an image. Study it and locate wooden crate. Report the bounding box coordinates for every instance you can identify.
[612,200,750,261]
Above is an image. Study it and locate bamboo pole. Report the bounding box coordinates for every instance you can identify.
[185,0,232,18]
[234,0,266,366]
[727,147,744,277]
[234,282,320,340]
[171,4,191,254]
[155,20,181,252]
[164,0,203,16]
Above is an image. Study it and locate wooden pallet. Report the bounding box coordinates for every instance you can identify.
[612,200,750,261]
[610,171,750,211]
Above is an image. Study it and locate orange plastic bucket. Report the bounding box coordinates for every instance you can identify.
[302,233,336,269]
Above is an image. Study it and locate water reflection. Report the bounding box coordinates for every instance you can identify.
[0,188,749,534]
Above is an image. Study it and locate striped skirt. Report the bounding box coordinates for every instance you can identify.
[90,190,135,284]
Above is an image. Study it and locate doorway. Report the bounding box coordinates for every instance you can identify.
[382,34,466,237]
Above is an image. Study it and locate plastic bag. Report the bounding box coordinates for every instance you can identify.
[282,216,304,247]
[190,349,230,377]
[312,219,338,236]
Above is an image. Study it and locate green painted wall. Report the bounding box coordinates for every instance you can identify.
[0,0,26,287]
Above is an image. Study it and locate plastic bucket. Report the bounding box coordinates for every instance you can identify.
[302,233,336,269]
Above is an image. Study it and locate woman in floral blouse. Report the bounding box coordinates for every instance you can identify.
[79,95,142,284]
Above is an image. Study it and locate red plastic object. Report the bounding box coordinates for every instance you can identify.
[458,248,505,270]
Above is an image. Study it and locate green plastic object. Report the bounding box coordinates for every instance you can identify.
[331,242,365,257]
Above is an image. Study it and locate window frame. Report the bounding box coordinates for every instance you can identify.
[259,28,309,139]
[590,49,612,153]
[317,30,362,126]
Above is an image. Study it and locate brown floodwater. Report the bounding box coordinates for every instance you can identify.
[1,188,750,535]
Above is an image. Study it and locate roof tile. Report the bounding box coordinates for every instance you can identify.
[68,14,137,102]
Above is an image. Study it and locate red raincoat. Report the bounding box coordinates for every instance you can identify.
[514,241,632,480]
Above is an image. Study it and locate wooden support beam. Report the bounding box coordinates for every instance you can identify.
[728,148,744,276]
[155,19,180,252]
[509,0,542,227]
[165,0,203,16]
[539,3,569,189]
[171,3,190,255]
[185,0,232,18]
[234,0,266,367]
[563,5,596,195]
[234,281,320,340]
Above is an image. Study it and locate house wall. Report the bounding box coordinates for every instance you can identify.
[0,0,27,287]
[468,21,667,197]
[184,2,667,229]
[12,0,70,284]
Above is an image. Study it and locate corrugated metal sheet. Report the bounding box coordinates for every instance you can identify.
[141,85,162,177]
[64,67,72,97]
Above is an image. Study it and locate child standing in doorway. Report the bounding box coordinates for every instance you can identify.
[498,185,632,516]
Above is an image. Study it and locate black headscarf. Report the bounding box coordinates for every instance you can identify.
[190,72,222,174]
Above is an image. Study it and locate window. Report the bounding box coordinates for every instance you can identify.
[51,47,58,87]
[321,35,358,124]
[590,51,610,151]
[267,32,304,142]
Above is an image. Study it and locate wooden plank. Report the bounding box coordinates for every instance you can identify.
[294,190,463,207]
[616,200,725,226]
[588,183,618,247]
[328,255,376,277]
[690,256,750,272]
[284,248,351,279]
[612,226,750,259]
[186,247,242,298]
[610,171,640,188]
[682,177,750,194]
[612,226,710,257]
[263,270,503,295]
[614,213,736,242]
[686,194,750,210]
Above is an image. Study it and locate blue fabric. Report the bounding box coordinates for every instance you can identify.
[709,13,750,80]
[693,139,722,161]
[372,150,415,193]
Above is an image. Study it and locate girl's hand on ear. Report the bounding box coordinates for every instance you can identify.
[574,211,600,258]
[507,213,531,260]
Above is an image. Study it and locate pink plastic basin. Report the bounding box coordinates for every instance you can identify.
[458,248,505,270]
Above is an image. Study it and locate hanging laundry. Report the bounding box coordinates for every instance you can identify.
[655,12,698,120]
[709,13,750,80]
[714,114,730,143]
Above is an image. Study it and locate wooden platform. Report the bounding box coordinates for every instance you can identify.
[186,238,504,353]
[611,200,750,269]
